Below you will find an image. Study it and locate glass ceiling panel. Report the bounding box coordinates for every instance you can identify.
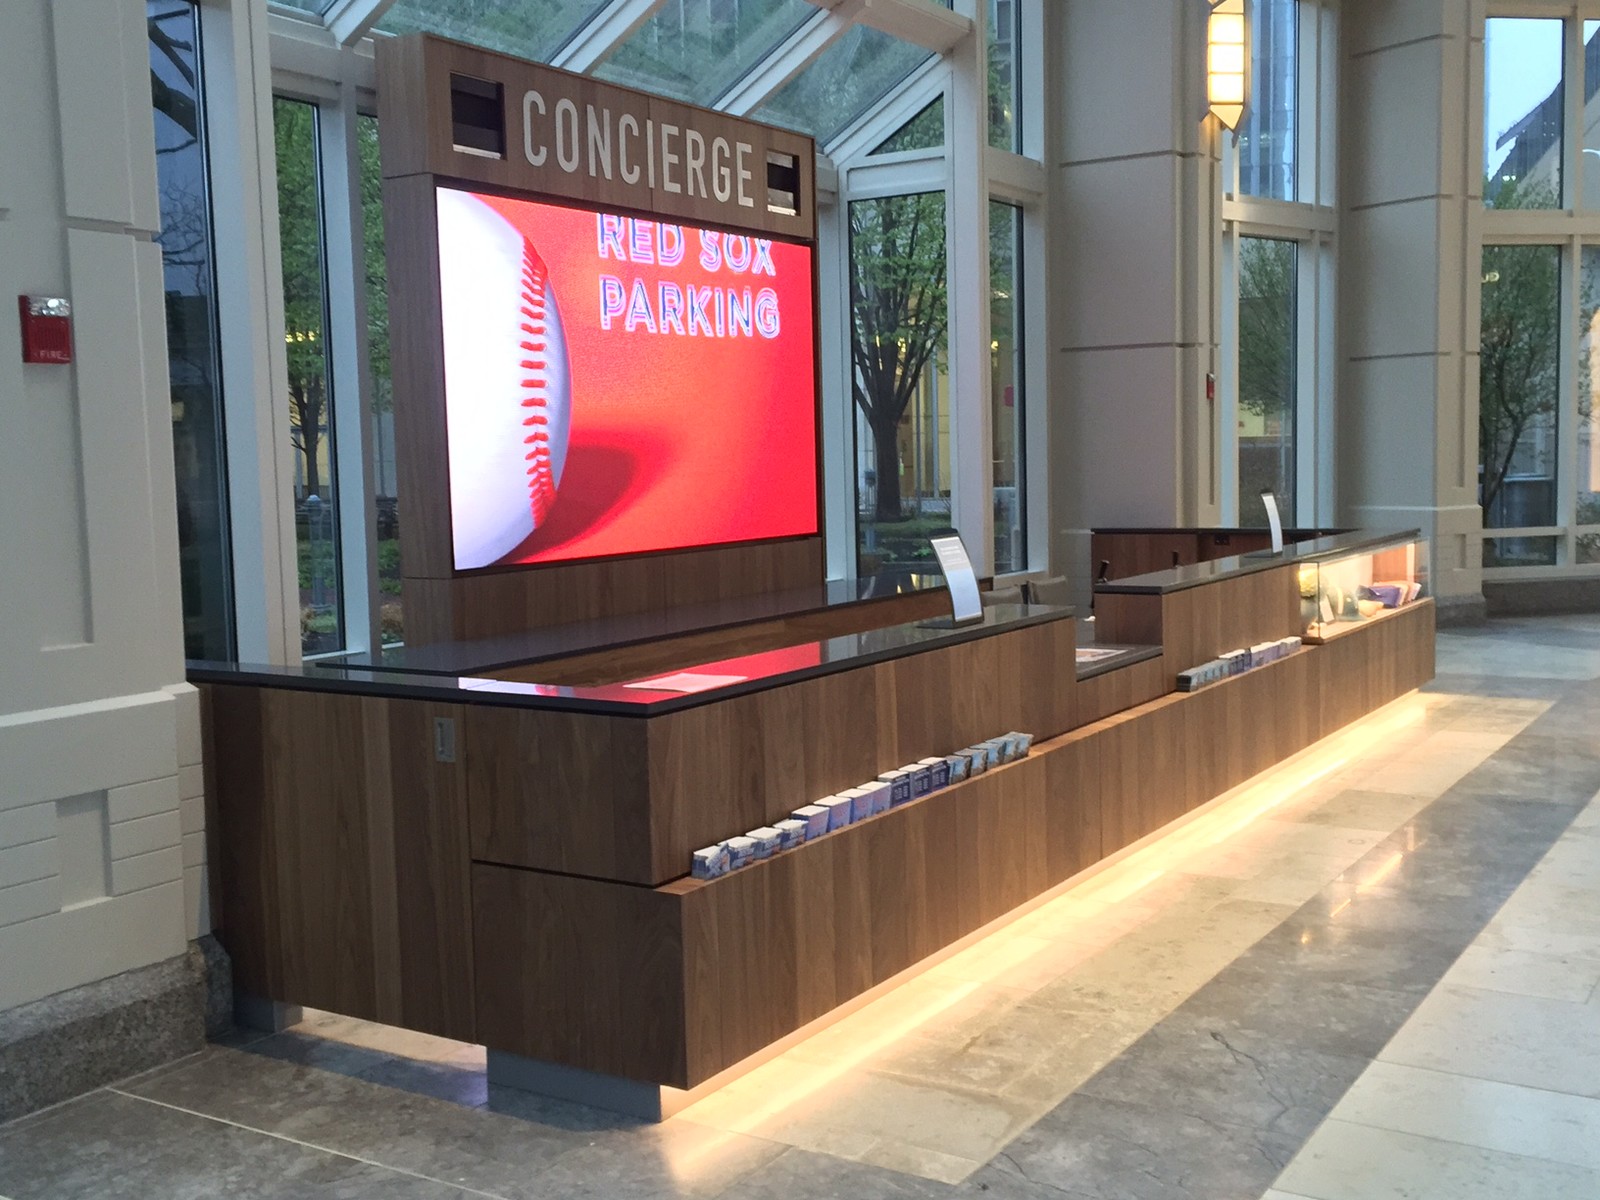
[270,0,336,15]
[596,0,819,106]
[375,0,613,65]
[754,24,932,147]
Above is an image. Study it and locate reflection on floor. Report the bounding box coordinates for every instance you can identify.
[1,613,1599,1200]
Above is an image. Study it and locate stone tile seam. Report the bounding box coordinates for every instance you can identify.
[101,1088,513,1200]
[1355,1056,1600,1115]
[1308,1113,1600,1182]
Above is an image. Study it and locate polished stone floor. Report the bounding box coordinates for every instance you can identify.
[2,614,1599,1200]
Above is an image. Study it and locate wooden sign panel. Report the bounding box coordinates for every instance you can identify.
[376,34,816,242]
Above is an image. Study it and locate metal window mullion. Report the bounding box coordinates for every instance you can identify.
[1294,231,1316,524]
[715,3,859,116]
[947,0,992,573]
[1317,0,1336,208]
[828,55,947,164]
[316,90,379,654]
[1219,224,1241,524]
[818,197,854,580]
[1560,235,1581,560]
[1295,0,1316,205]
[1018,201,1047,570]
[1313,231,1336,524]
[1566,9,1583,211]
[551,0,672,73]
[203,0,303,666]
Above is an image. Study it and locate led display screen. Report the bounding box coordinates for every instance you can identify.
[436,186,819,572]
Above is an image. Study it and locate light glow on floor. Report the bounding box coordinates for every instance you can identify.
[665,693,1434,1178]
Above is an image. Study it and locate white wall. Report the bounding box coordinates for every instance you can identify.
[0,0,201,1013]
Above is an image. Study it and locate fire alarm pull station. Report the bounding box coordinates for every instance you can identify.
[18,296,73,364]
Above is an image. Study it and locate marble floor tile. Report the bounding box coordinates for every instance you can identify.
[1278,788,1438,832]
[720,1147,940,1200]
[0,1090,482,1200]
[119,1046,606,1198]
[1330,1060,1600,1172]
[991,1093,1298,1200]
[1377,983,1600,1100]
[514,1119,788,1199]
[1438,943,1600,1004]
[1076,1015,1367,1141]
[718,1070,1037,1165]
[1177,966,1420,1062]
[852,1138,978,1185]
[1275,1119,1600,1200]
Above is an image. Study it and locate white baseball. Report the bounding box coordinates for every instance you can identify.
[436,189,572,570]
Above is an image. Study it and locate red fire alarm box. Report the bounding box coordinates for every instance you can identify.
[18,296,73,364]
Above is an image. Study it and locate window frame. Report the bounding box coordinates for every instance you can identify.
[1479,9,1600,579]
[1217,0,1337,530]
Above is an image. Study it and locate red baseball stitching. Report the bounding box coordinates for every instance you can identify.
[517,241,559,527]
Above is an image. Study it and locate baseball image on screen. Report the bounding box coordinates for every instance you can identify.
[435,185,819,572]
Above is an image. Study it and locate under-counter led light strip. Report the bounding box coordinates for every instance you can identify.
[662,692,1434,1182]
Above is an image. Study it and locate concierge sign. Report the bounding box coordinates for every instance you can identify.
[376,34,815,242]
[376,33,821,583]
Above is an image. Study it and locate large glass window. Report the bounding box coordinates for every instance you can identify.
[597,0,817,106]
[274,97,345,654]
[375,0,611,66]
[990,201,1025,573]
[1237,237,1298,527]
[1479,244,1560,565]
[849,192,949,577]
[357,113,402,647]
[1237,0,1297,201]
[872,97,944,155]
[1484,17,1563,209]
[988,0,1020,152]
[755,25,932,146]
[149,0,234,661]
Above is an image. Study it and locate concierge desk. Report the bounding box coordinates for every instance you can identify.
[194,533,1433,1116]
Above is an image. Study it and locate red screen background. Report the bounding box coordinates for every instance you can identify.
[453,189,819,568]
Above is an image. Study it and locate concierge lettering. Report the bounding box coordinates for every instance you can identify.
[523,90,758,208]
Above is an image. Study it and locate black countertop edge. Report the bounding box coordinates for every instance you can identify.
[1093,529,1424,596]
[188,604,1075,718]
[1075,643,1163,682]
[1092,526,1346,538]
[323,571,953,678]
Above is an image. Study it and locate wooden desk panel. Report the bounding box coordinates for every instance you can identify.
[206,686,476,1043]
[467,615,1078,885]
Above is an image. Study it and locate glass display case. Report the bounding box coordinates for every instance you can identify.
[1299,535,1430,642]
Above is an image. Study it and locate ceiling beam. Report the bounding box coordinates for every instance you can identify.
[715,0,865,116]
[326,0,395,48]
[551,0,672,73]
